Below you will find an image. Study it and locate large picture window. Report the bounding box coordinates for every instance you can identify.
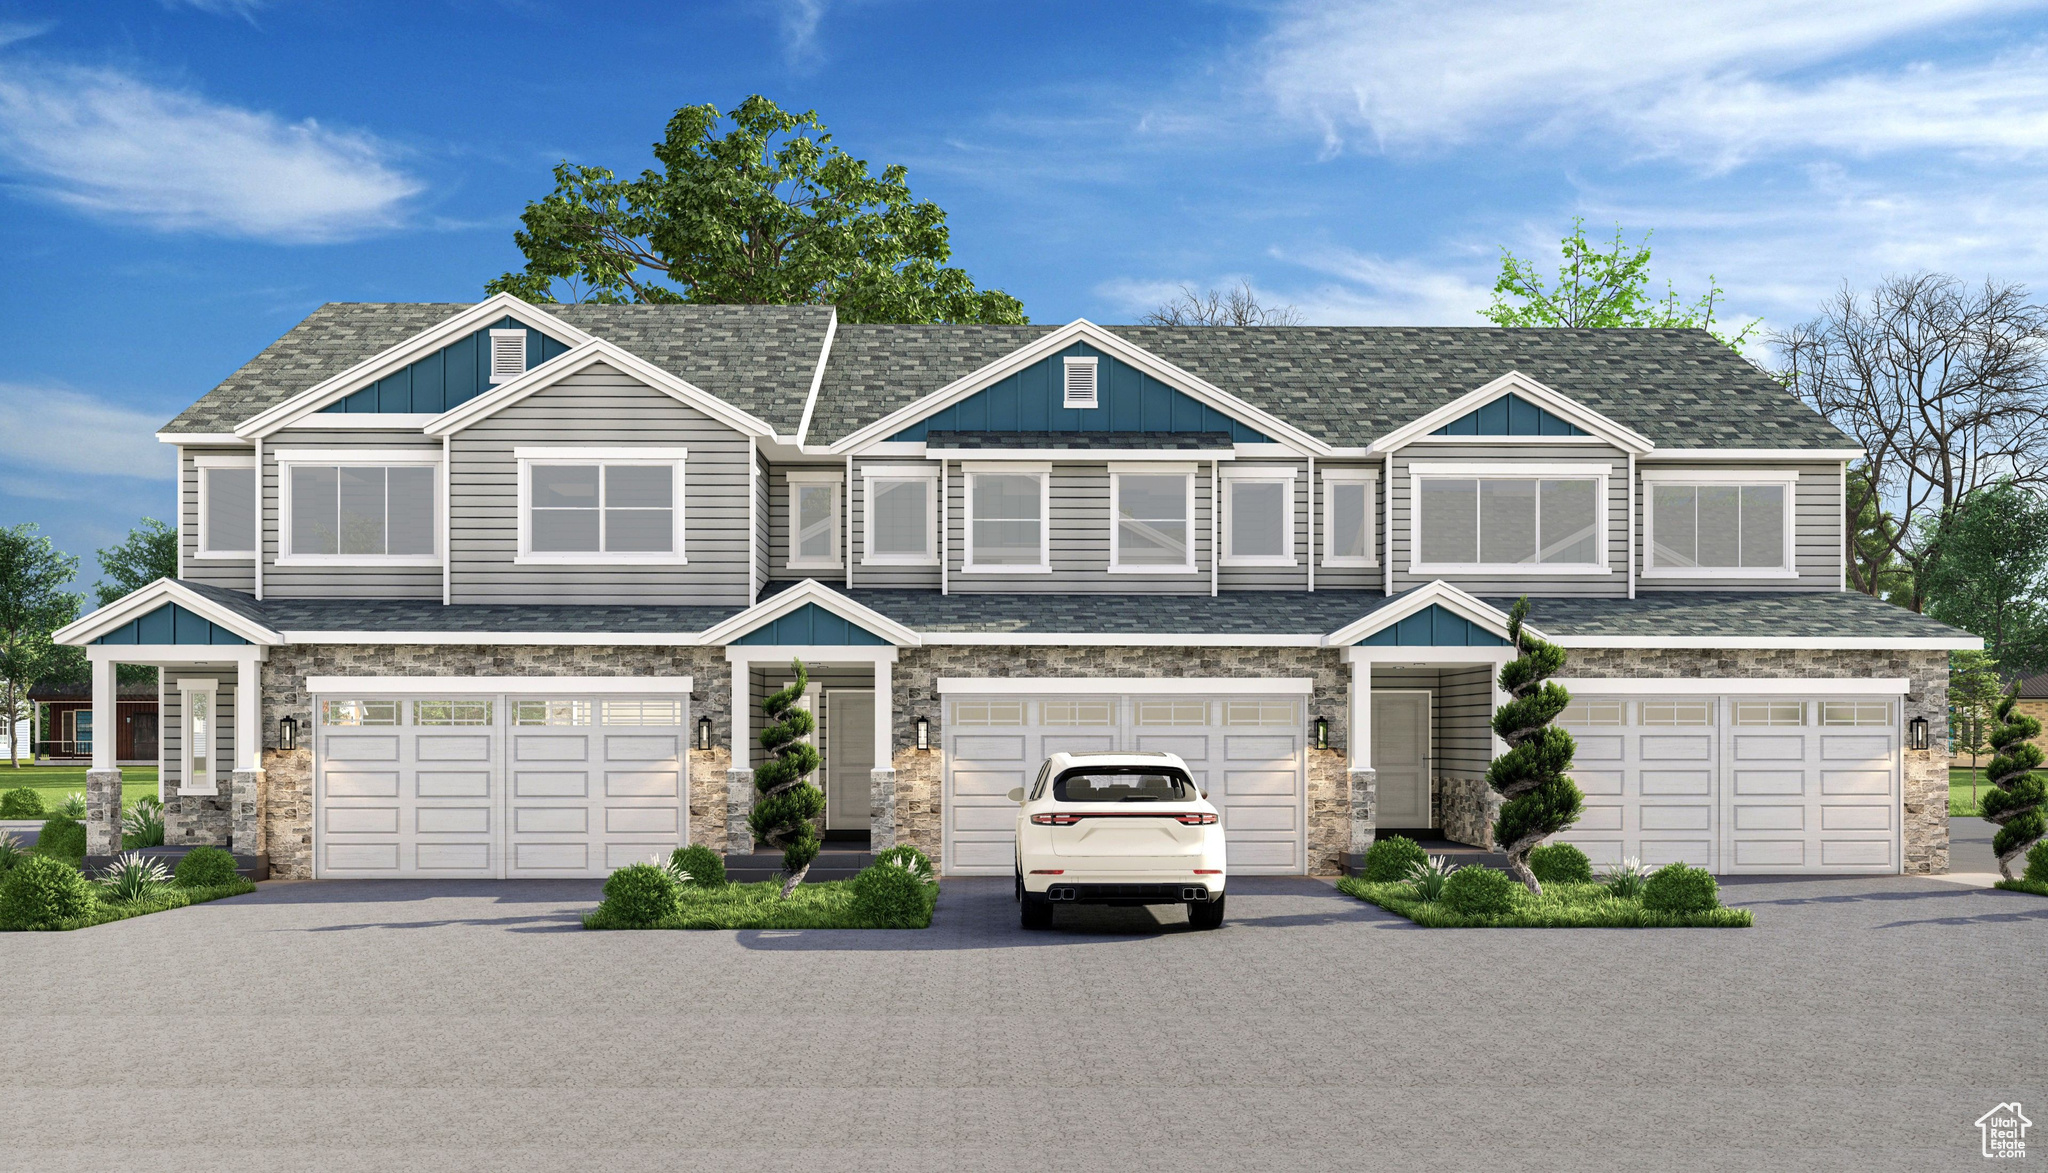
[195,455,256,557]
[277,449,439,565]
[1410,463,1606,574]
[1110,465,1194,573]
[516,447,686,565]
[1644,471,1795,577]
[1321,469,1376,567]
[964,466,1048,572]
[861,466,937,566]
[1221,469,1295,566]
[785,471,842,570]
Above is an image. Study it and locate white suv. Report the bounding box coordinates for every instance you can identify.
[1009,750,1226,930]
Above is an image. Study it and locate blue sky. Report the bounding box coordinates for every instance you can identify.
[5,0,2048,589]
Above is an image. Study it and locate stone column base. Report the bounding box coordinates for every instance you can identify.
[1338,767,1377,875]
[1440,776,1503,850]
[726,769,755,854]
[870,768,898,851]
[229,768,267,857]
[85,768,124,856]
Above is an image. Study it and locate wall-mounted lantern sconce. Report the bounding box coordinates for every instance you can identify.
[1907,715,1930,751]
[916,716,930,751]
[1315,716,1330,751]
[698,715,713,752]
[278,715,298,752]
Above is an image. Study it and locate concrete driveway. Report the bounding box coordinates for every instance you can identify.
[2,874,2044,1173]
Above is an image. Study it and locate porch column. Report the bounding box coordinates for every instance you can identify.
[1344,652,1377,862]
[84,652,122,856]
[229,653,267,859]
[870,657,897,851]
[726,656,754,855]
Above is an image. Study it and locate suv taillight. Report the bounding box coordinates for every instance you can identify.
[1030,813,1081,826]
[1174,812,1217,825]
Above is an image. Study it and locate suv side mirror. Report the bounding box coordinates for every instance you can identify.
[1006,787,1026,803]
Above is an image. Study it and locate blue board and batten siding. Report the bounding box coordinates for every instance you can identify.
[888,344,1268,442]
[321,318,571,414]
[1357,605,1508,647]
[1432,393,1587,437]
[93,603,250,646]
[731,603,891,646]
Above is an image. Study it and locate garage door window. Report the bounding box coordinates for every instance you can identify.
[1821,701,1891,726]
[1561,698,1625,726]
[415,700,492,726]
[1042,700,1115,726]
[1136,699,1209,726]
[1643,472,1796,578]
[1733,701,1804,726]
[953,699,1026,726]
[322,699,399,726]
[602,699,682,725]
[1640,700,1712,726]
[1225,699,1299,725]
[514,700,591,726]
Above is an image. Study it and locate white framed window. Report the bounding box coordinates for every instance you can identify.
[321,699,399,726]
[602,699,684,726]
[785,470,843,570]
[176,678,217,796]
[1063,356,1099,409]
[1221,467,1296,567]
[513,700,591,726]
[1321,468,1377,567]
[1641,700,1714,727]
[275,448,441,566]
[1109,463,1196,574]
[861,465,938,566]
[952,699,1026,726]
[414,700,493,726]
[1560,698,1626,726]
[1820,700,1892,727]
[963,463,1050,573]
[194,453,256,558]
[1733,700,1805,726]
[1642,469,1798,578]
[1408,461,1608,575]
[515,446,686,566]
[489,328,528,384]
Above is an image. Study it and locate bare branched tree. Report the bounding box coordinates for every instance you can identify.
[1143,280,1303,326]
[1773,274,2048,612]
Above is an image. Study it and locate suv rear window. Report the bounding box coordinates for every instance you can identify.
[1052,767,1195,803]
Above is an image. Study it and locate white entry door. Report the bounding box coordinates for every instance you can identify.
[1371,691,1432,828]
[824,689,875,831]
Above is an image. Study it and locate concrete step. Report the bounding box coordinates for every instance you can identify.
[84,845,269,881]
[723,851,875,884]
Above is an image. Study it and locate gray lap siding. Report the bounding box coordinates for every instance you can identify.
[179,445,256,593]
[1633,460,1844,592]
[1389,441,1631,597]
[263,429,444,599]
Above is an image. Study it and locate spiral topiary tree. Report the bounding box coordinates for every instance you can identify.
[1486,597,1583,895]
[1980,684,2047,881]
[748,658,825,898]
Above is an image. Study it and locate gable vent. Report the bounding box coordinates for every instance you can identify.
[489,329,529,384]
[1063,356,1099,409]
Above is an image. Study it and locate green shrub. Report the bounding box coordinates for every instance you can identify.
[34,814,86,859]
[1642,863,1720,914]
[96,851,172,903]
[173,846,240,889]
[0,854,97,929]
[668,844,726,889]
[0,787,44,818]
[2025,840,2048,885]
[873,844,936,884]
[850,860,934,928]
[596,863,680,927]
[1529,842,1594,885]
[1362,835,1427,882]
[1442,866,1518,917]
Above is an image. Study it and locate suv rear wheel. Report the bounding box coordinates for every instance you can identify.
[1021,891,1053,930]
[1188,895,1226,930]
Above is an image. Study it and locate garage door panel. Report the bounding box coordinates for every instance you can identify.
[1733,770,1803,795]
[1573,770,1624,795]
[1733,804,1804,831]
[954,768,1025,797]
[326,843,400,870]
[1639,804,1711,831]
[1224,768,1296,796]
[1228,840,1298,869]
[1137,735,1207,758]
[1576,804,1624,831]
[1226,735,1294,760]
[416,807,489,833]
[327,770,400,797]
[1733,839,1804,867]
[327,807,399,833]
[515,806,587,833]
[605,734,679,761]
[416,770,490,797]
[1821,805,1891,830]
[1822,735,1890,761]
[604,770,678,797]
[1641,771,1711,795]
[326,735,399,761]
[1227,806,1297,832]
[954,735,1027,759]
[514,736,586,761]
[1821,770,1891,795]
[1043,735,1116,755]
[1733,735,1804,760]
[1821,839,1891,867]
[1640,839,1712,867]
[1641,735,1711,760]
[1574,736,1624,761]
[417,736,490,761]
[514,771,588,797]
[604,843,670,870]
[416,844,490,870]
[514,843,588,871]
[954,807,1016,832]
[1561,837,1624,865]
[951,841,1016,870]
[606,807,678,833]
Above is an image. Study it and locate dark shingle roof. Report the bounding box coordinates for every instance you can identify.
[925,431,1236,450]
[808,325,1850,450]
[1503,590,1966,641]
[162,303,834,437]
[178,581,738,633]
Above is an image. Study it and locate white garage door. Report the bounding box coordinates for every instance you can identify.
[1557,693,1899,874]
[942,691,1306,877]
[316,692,688,879]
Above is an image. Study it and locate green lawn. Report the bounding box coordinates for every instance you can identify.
[1338,877,1753,928]
[1,878,257,932]
[585,879,936,930]
[0,766,159,816]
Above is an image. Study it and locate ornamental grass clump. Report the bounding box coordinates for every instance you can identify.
[1361,834,1427,882]
[1602,856,1650,900]
[1441,866,1517,917]
[874,844,936,883]
[1487,598,1583,895]
[749,659,825,898]
[596,863,681,928]
[1981,684,2047,882]
[124,796,165,849]
[0,854,97,930]
[669,844,726,889]
[59,793,86,819]
[0,834,23,873]
[1641,863,1720,914]
[1405,855,1458,904]
[0,787,43,818]
[173,846,240,889]
[97,851,172,903]
[1529,842,1593,885]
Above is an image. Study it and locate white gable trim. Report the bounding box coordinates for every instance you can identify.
[1322,580,1533,647]
[423,338,777,439]
[53,579,282,647]
[696,579,921,647]
[1372,371,1653,455]
[827,319,1333,457]
[237,294,594,439]
[792,308,838,447]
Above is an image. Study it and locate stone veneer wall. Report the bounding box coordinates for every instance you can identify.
[258,643,729,879]
[1440,775,1503,850]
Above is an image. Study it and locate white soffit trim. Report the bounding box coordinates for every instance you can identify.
[238,293,593,438]
[833,319,1331,456]
[1372,371,1653,455]
[793,307,838,447]
[723,645,900,664]
[936,449,1234,462]
[1552,634,1981,650]
[1552,676,1909,695]
[696,578,921,647]
[282,413,442,430]
[54,578,282,647]
[307,675,695,693]
[1323,580,1525,647]
[426,339,776,439]
[1638,448,1866,461]
[157,433,245,446]
[937,676,1313,695]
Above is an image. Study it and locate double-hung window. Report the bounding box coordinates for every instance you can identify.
[517,446,685,564]
[785,470,843,570]
[861,465,937,566]
[1109,463,1195,573]
[1221,468,1296,566]
[964,463,1049,572]
[1643,469,1796,577]
[1410,462,1607,574]
[194,453,256,559]
[277,449,440,565]
[1321,468,1377,567]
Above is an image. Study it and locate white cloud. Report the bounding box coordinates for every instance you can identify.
[0,62,422,242]
[161,0,268,16]
[0,384,174,499]
[777,0,828,65]
[1098,256,1495,327]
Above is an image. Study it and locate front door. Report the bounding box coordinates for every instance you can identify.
[128,711,159,760]
[825,689,874,831]
[1372,691,1432,830]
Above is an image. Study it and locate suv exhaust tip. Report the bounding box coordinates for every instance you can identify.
[1182,886,1208,902]
[1048,887,1077,901]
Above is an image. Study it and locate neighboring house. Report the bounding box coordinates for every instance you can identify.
[23,682,158,766]
[54,295,1979,879]
[2014,671,2048,754]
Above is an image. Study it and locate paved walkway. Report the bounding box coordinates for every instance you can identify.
[2,874,2043,1172]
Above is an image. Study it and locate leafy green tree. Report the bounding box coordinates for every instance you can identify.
[1949,650,2005,807]
[1482,219,1756,349]
[1981,685,2046,880]
[0,525,83,769]
[489,95,1026,325]
[94,518,177,609]
[1922,482,2048,673]
[1487,598,1583,894]
[748,659,825,897]
[1845,463,1913,604]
